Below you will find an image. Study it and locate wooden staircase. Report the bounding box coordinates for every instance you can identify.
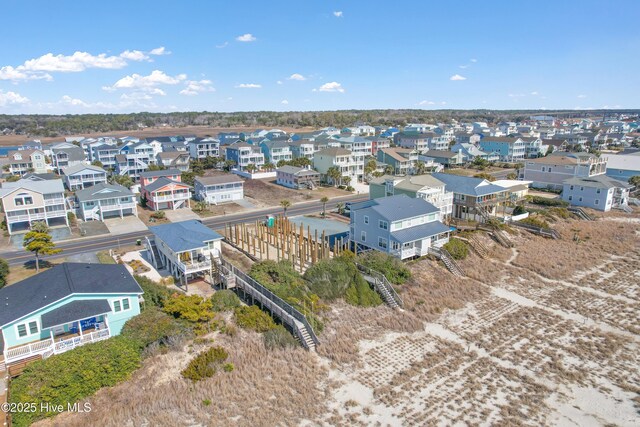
[429,247,465,277]
[567,207,594,220]
[458,235,489,259]
[356,264,403,309]
[490,229,514,247]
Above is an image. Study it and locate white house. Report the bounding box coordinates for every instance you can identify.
[562,176,631,212]
[62,164,107,191]
[194,175,244,204]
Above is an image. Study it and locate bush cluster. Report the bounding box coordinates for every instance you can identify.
[443,239,469,260]
[356,251,412,284]
[519,216,551,229]
[234,305,277,332]
[121,307,192,351]
[263,325,299,350]
[529,196,569,207]
[181,346,229,382]
[9,337,141,427]
[134,275,175,307]
[210,289,242,312]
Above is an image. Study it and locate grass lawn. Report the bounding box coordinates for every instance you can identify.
[97,250,117,264]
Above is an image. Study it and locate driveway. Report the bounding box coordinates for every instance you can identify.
[234,198,256,209]
[9,226,71,249]
[164,208,201,222]
[103,215,148,235]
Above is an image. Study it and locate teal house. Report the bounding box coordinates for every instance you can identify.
[0,263,143,370]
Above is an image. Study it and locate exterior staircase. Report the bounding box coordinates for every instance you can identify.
[490,229,514,247]
[459,235,489,259]
[429,247,465,277]
[620,204,633,213]
[567,207,594,220]
[356,264,403,309]
[146,236,164,269]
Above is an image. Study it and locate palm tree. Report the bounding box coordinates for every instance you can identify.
[336,202,345,215]
[320,196,329,217]
[280,199,291,217]
[414,160,426,175]
[263,162,275,171]
[245,163,257,174]
[384,165,394,175]
[327,166,342,186]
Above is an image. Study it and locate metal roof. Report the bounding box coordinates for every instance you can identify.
[143,177,190,193]
[0,178,65,197]
[432,173,506,197]
[138,169,181,179]
[62,163,105,176]
[149,220,223,253]
[391,221,451,243]
[351,194,439,221]
[0,263,142,327]
[75,182,133,202]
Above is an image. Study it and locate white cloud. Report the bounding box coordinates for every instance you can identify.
[215,42,229,49]
[508,93,525,98]
[276,80,283,85]
[450,74,466,81]
[149,46,170,56]
[0,90,29,107]
[470,58,477,63]
[235,83,262,88]
[441,101,447,105]
[281,99,289,105]
[459,65,469,69]
[333,11,343,17]
[119,50,150,62]
[288,73,306,81]
[577,94,587,98]
[23,51,128,72]
[236,33,256,42]
[180,79,215,96]
[318,81,345,92]
[419,100,435,105]
[120,92,152,101]
[60,95,89,107]
[107,70,187,91]
[530,91,539,95]
[0,66,52,81]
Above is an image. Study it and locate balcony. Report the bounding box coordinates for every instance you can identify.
[178,259,212,273]
[44,198,66,206]
[4,328,111,365]
[99,201,137,211]
[153,192,190,202]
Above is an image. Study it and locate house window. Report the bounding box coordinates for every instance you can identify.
[360,231,366,242]
[363,215,369,224]
[392,241,400,250]
[379,220,388,230]
[570,185,574,190]
[14,194,33,206]
[378,237,388,249]
[579,197,583,202]
[16,320,39,338]
[580,187,584,191]
[113,297,131,312]
[596,189,601,194]
[595,200,599,205]
[568,196,573,201]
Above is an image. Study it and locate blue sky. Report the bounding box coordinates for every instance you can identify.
[0,0,638,114]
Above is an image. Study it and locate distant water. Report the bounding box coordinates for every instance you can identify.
[0,146,19,156]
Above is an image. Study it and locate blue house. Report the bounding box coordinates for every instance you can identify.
[0,263,143,369]
[478,137,526,162]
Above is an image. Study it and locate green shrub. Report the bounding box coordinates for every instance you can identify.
[211,290,241,311]
[549,207,571,219]
[529,196,568,207]
[121,307,191,352]
[513,205,526,215]
[519,216,550,229]
[0,257,9,289]
[151,210,166,219]
[134,275,174,307]
[162,294,214,323]
[10,337,140,427]
[181,346,229,382]
[263,325,299,350]
[356,251,412,284]
[345,274,383,307]
[223,363,235,372]
[303,258,353,300]
[443,239,469,260]
[234,305,276,332]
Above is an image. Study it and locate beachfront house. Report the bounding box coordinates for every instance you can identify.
[0,263,143,369]
[478,137,526,162]
[376,147,419,175]
[349,194,450,260]
[432,172,508,222]
[522,151,608,190]
[147,220,224,286]
[562,175,631,212]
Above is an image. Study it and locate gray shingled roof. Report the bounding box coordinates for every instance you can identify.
[195,175,244,185]
[75,182,133,202]
[0,263,142,327]
[52,146,86,162]
[62,163,105,176]
[138,169,181,179]
[41,299,112,329]
[391,221,451,243]
[149,220,223,253]
[563,175,631,189]
[432,173,506,197]
[0,178,65,197]
[351,194,439,221]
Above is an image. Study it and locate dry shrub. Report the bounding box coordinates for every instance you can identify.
[39,333,328,427]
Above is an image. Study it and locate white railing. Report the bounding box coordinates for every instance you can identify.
[5,338,54,363]
[100,202,137,211]
[4,328,111,365]
[178,259,212,273]
[44,198,65,205]
[153,193,190,202]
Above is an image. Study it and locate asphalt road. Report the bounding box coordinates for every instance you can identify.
[0,194,367,267]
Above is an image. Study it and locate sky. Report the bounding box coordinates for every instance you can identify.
[0,0,638,114]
